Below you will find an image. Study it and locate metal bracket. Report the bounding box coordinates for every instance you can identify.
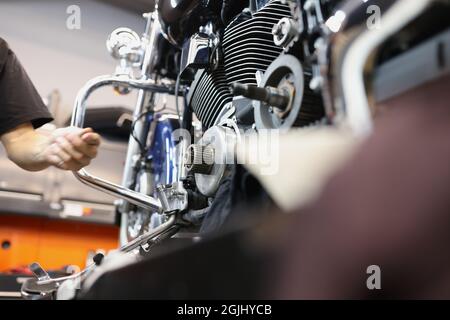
[156,182,189,213]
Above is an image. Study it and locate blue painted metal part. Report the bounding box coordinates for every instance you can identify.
[147,114,178,188]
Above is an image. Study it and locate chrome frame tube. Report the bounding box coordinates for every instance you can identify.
[70,75,174,212]
[340,0,431,137]
[120,12,161,194]
[326,0,432,137]
[119,214,177,252]
[118,13,164,245]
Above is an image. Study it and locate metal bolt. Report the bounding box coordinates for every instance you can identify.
[231,83,290,110]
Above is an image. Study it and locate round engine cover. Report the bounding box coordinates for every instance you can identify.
[254,54,305,130]
[194,126,237,197]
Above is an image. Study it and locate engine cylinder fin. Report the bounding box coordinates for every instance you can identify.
[223,0,290,90]
[191,66,233,129]
[189,0,293,129]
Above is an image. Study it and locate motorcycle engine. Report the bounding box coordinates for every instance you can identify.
[186,0,325,130]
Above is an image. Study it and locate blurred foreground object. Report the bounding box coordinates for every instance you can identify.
[275,74,450,299]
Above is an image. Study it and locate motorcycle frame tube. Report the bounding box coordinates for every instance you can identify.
[70,75,173,212]
[123,115,178,242]
[327,0,432,137]
[118,214,177,252]
[119,13,162,244]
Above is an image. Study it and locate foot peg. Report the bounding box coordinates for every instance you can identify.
[22,263,58,300]
[30,262,51,281]
[21,261,97,300]
[22,212,178,299]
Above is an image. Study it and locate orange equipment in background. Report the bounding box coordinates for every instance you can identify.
[0,214,118,272]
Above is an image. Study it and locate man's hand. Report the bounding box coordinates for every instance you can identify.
[1,123,101,172]
[43,127,101,171]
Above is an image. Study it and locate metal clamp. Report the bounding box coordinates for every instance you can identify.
[156,182,189,213]
[70,75,175,212]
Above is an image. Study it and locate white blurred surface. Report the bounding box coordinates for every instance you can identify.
[238,128,360,211]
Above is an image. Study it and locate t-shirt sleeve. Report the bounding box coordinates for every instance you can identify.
[0,38,53,136]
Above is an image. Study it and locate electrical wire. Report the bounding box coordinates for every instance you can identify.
[130,110,151,156]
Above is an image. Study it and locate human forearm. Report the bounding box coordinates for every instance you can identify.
[1,123,50,171]
[1,123,101,172]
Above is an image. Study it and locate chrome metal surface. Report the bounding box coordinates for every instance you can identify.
[156,182,189,213]
[194,126,237,197]
[106,27,143,73]
[188,0,292,129]
[22,213,177,300]
[253,54,313,130]
[36,264,95,286]
[30,263,51,282]
[272,16,302,48]
[74,168,163,212]
[184,144,215,174]
[118,13,164,245]
[323,0,433,137]
[70,75,174,212]
[119,214,177,252]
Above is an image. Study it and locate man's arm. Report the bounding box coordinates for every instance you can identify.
[1,122,100,172]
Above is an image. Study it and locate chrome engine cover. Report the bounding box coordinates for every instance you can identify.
[193,126,238,197]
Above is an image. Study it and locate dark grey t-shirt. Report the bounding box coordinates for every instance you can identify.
[0,38,53,136]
